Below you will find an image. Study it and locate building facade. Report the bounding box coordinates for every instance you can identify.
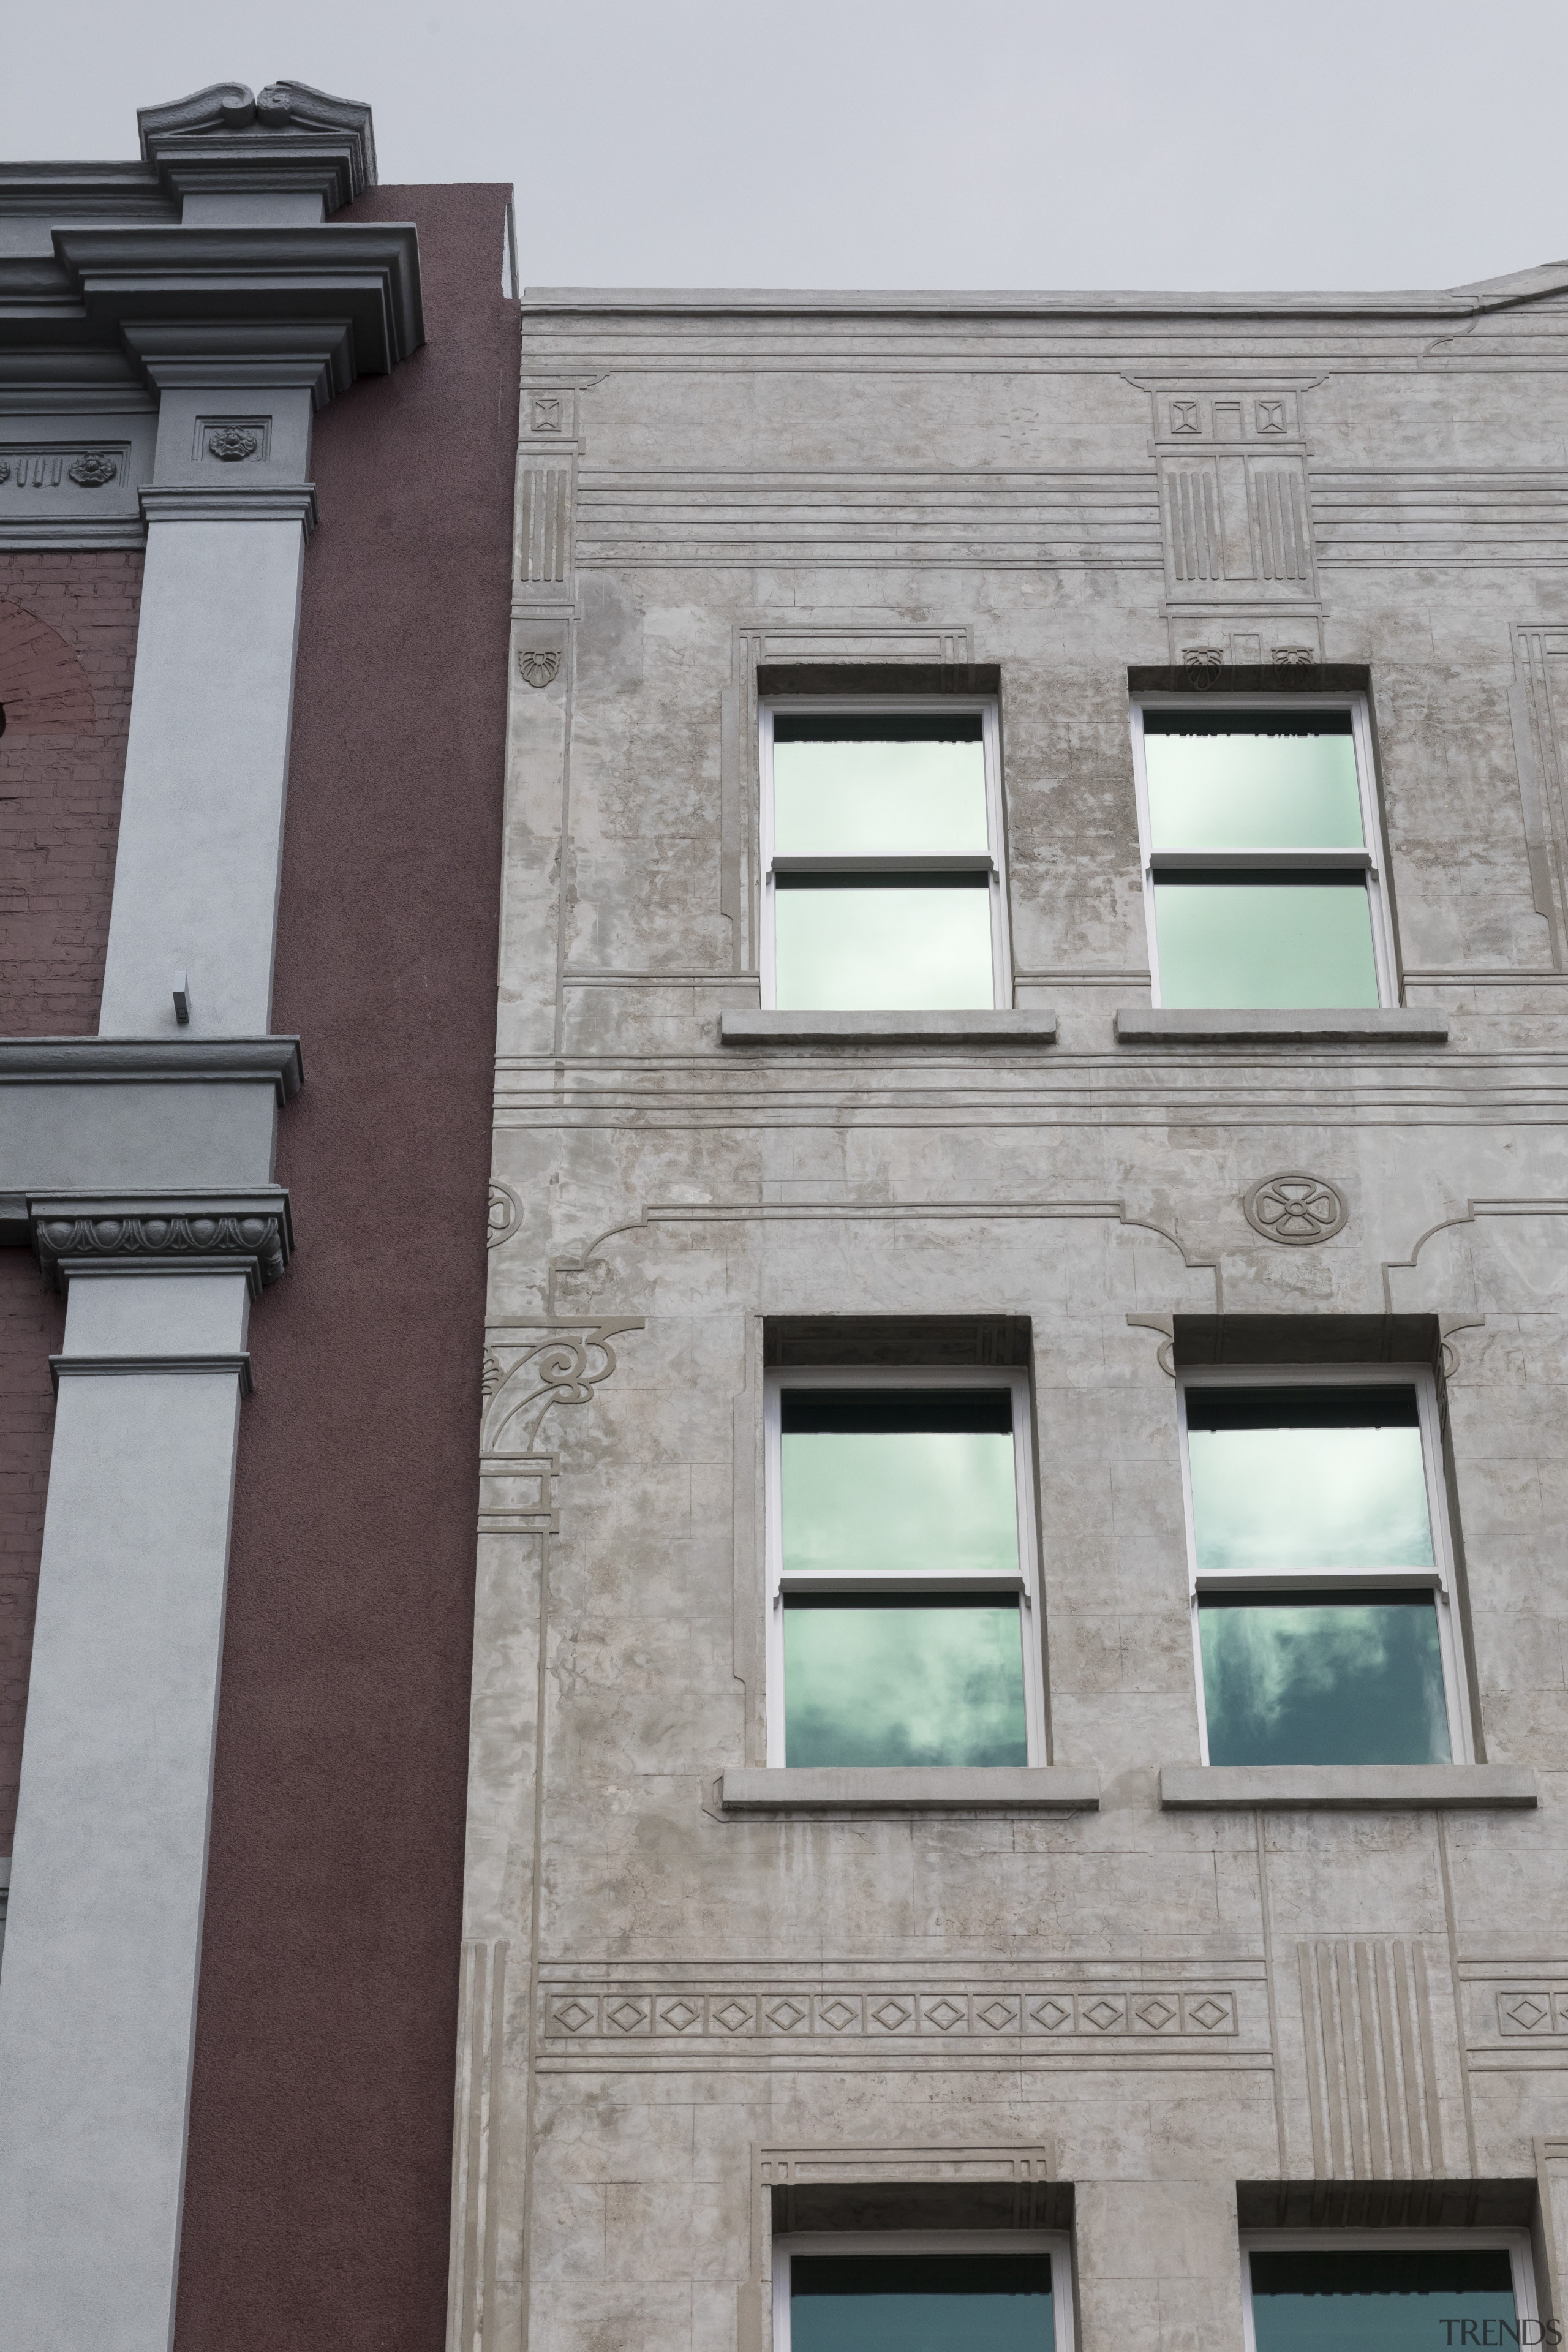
[0,85,515,2352]
[7,80,1568,2352]
[458,283,1568,2352]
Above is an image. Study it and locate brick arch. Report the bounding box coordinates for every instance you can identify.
[0,598,97,735]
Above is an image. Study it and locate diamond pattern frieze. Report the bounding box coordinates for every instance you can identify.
[539,1983,1243,2039]
[709,1997,758,2035]
[974,1997,1022,2034]
[869,1997,916,2034]
[550,1997,600,2036]
[1498,1991,1557,2035]
[1028,1997,1074,2033]
[1182,1993,1237,2034]
[1134,1997,1178,2033]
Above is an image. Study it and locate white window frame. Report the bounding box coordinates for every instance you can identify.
[759,697,1012,1011]
[1240,2228,1540,2352]
[764,1365,1042,1768]
[774,2231,1074,2352]
[1128,692,1396,1009]
[1178,1364,1473,1766]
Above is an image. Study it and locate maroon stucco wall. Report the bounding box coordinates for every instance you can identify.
[175,186,516,2352]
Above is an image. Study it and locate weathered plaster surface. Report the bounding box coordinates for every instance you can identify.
[458,283,1568,2352]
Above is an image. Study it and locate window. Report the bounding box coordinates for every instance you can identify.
[1130,698,1394,1009]
[764,1368,1042,1768]
[1178,1369,1471,1768]
[1241,2233,1543,2352]
[774,2234,1074,2352]
[760,702,1009,1011]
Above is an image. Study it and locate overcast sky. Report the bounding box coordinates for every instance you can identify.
[7,0,1565,295]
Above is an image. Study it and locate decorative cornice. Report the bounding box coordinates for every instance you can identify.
[51,225,423,388]
[0,521,148,552]
[49,1352,254,1397]
[121,320,354,404]
[519,272,1568,321]
[0,1035,303,1101]
[138,81,376,214]
[140,483,318,533]
[31,1189,293,1297]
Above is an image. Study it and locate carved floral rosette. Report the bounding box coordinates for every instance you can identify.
[67,453,118,489]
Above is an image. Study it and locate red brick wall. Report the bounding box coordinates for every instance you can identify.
[0,552,140,1035]
[0,1257,62,1854]
[0,549,140,1850]
[175,184,516,2352]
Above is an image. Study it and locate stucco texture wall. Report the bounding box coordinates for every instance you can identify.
[462,292,1568,2352]
[172,184,516,2352]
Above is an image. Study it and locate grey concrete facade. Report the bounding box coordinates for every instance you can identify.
[0,83,423,2352]
[456,279,1568,2352]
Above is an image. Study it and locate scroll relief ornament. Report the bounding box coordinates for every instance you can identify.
[1242,1172,1348,1246]
[487,1180,523,1247]
[482,1323,641,1450]
[67,454,117,489]
[517,649,560,689]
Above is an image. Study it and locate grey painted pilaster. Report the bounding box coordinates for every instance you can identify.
[0,1274,249,2352]
[98,514,306,1035]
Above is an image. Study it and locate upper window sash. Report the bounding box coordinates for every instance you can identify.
[759,699,1011,1011]
[773,2232,1076,2352]
[1238,2230,1539,2352]
[1177,1365,1471,1766]
[1176,1367,1454,1594]
[763,1365,1042,1768]
[1128,693,1395,1009]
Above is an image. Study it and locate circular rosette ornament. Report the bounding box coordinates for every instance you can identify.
[1242,1172,1348,1246]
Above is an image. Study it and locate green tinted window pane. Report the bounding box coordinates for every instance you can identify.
[1200,1593,1451,1766]
[1250,2248,1514,2352]
[1144,720,1363,849]
[792,2256,1054,2352]
[1187,1425,1433,1572]
[1153,876,1378,1008]
[785,1599,1027,1766]
[782,1427,1019,1580]
[774,734,990,857]
[774,881,994,1009]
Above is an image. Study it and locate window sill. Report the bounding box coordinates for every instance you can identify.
[1114,1008,1449,1045]
[1159,1763,1537,1811]
[720,1766,1098,1812]
[721,1010,1057,1047]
